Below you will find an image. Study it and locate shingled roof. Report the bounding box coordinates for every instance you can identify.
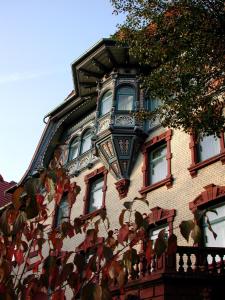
[0,174,16,208]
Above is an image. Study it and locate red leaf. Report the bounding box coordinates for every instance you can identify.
[33,292,48,300]
[68,190,76,207]
[32,260,41,273]
[118,224,129,245]
[36,194,44,205]
[52,289,65,300]
[97,243,104,259]
[54,192,63,206]
[14,249,24,265]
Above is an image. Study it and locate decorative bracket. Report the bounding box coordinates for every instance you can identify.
[115,179,130,199]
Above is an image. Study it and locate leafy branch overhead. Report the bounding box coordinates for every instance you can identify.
[111,0,225,136]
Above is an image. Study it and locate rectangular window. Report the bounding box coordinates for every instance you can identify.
[55,195,69,227]
[83,167,108,217]
[149,144,167,185]
[203,204,225,247]
[88,176,104,213]
[188,132,225,177]
[140,130,173,194]
[198,135,220,162]
[150,225,169,248]
[118,95,134,111]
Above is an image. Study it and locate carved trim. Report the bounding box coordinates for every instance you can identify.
[83,166,108,215]
[148,206,176,235]
[189,184,225,212]
[188,133,225,177]
[140,129,173,194]
[115,178,130,199]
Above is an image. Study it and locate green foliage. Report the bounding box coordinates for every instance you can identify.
[111,0,225,136]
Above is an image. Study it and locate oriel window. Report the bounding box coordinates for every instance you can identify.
[116,86,135,111]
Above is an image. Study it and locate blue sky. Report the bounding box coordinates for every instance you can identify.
[0,0,124,182]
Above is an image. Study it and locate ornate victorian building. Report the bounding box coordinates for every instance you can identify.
[20,39,225,299]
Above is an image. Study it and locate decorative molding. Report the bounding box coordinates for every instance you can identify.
[115,115,135,127]
[64,111,96,139]
[115,178,130,199]
[97,114,111,134]
[189,184,225,212]
[148,206,176,235]
[66,149,99,175]
[140,129,173,195]
[188,133,225,177]
[101,140,115,159]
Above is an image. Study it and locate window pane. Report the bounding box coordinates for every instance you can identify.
[88,177,104,213]
[149,144,167,184]
[81,131,92,154]
[146,98,161,130]
[117,86,135,111]
[198,135,220,162]
[204,204,225,247]
[100,91,112,116]
[118,95,134,110]
[150,225,169,248]
[68,139,79,161]
[56,196,69,227]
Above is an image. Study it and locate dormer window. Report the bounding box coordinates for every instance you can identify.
[68,137,79,162]
[80,130,92,154]
[100,90,112,116]
[116,86,135,111]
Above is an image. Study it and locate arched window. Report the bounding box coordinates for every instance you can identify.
[80,130,92,154]
[68,137,79,162]
[116,86,135,111]
[100,90,112,116]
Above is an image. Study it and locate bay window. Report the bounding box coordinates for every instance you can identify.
[100,90,112,116]
[116,86,135,111]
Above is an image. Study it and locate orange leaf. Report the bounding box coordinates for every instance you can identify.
[118,224,129,245]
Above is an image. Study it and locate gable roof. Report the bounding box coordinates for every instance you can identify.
[0,175,16,208]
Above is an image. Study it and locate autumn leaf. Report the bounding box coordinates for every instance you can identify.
[133,196,149,207]
[179,220,195,242]
[135,211,143,228]
[108,261,122,280]
[74,253,85,273]
[123,201,132,209]
[81,283,101,300]
[117,224,129,245]
[103,246,113,262]
[12,186,24,210]
[117,269,126,289]
[191,224,201,244]
[52,289,65,300]
[33,292,48,300]
[205,215,217,240]
[154,229,168,257]
[119,209,126,226]
[14,249,24,266]
[100,209,107,221]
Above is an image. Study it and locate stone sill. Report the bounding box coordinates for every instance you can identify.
[188,152,225,177]
[139,176,173,195]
